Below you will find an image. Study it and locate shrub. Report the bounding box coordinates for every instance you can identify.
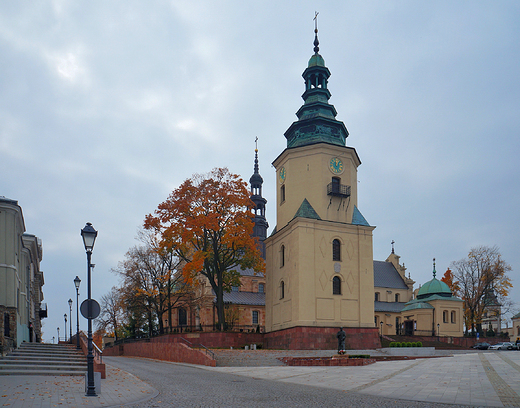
[396,342,402,347]
[389,342,396,348]
[416,341,422,347]
[411,342,417,347]
[406,342,413,347]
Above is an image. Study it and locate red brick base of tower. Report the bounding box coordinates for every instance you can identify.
[264,326,381,350]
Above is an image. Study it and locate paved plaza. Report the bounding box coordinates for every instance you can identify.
[1,350,520,407]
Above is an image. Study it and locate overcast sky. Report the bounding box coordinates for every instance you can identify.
[1,1,519,343]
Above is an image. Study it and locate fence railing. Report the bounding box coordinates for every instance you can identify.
[180,337,216,359]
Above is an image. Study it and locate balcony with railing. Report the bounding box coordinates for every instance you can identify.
[327,182,351,198]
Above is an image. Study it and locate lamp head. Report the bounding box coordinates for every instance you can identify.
[64,313,67,319]
[74,276,81,289]
[68,298,73,307]
[81,222,97,252]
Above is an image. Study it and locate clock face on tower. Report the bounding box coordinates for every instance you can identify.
[279,167,286,184]
[329,157,344,174]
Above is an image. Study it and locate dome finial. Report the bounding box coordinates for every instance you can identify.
[391,240,395,254]
[313,11,320,54]
[433,258,436,279]
[254,137,259,173]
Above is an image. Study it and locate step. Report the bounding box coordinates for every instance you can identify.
[2,355,84,363]
[1,359,86,367]
[0,369,86,376]
[0,363,86,371]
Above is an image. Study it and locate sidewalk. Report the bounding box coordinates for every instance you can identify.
[205,350,520,407]
[0,364,157,407]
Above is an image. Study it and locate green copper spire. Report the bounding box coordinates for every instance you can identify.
[284,15,349,149]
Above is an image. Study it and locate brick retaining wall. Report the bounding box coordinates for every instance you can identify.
[103,340,216,367]
[264,326,381,350]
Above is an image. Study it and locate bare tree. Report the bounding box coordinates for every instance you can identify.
[451,245,512,334]
[96,286,124,341]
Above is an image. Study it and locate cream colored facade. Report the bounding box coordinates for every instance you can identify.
[0,197,46,350]
[265,144,375,332]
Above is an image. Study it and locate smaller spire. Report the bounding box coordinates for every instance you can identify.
[313,11,320,54]
[391,240,395,254]
[433,258,436,279]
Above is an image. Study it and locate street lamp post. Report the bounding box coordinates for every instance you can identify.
[68,299,73,341]
[380,320,383,338]
[64,314,67,342]
[81,222,98,397]
[437,323,440,341]
[74,276,81,349]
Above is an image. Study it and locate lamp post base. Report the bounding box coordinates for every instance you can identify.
[85,371,101,396]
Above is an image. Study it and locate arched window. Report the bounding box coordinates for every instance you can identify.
[280,281,285,299]
[280,185,286,204]
[375,292,380,301]
[252,310,259,325]
[332,239,341,261]
[280,245,285,267]
[395,293,400,302]
[178,308,187,326]
[332,276,341,295]
[451,311,456,324]
[443,310,448,323]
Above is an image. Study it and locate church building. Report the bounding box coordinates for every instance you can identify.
[263,26,380,349]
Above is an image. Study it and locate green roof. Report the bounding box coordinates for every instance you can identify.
[417,278,452,298]
[401,302,434,312]
[294,198,321,220]
[308,53,325,67]
[352,205,370,226]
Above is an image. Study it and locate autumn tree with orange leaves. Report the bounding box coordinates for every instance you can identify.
[441,268,460,297]
[144,168,265,330]
[450,246,512,334]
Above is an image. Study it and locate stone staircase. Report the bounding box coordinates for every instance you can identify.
[0,342,87,376]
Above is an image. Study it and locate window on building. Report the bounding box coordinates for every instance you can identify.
[252,310,259,325]
[332,239,341,261]
[258,283,265,293]
[395,293,400,302]
[280,185,286,204]
[332,276,341,295]
[4,313,10,337]
[443,310,448,323]
[280,245,285,267]
[374,316,378,327]
[451,311,456,324]
[231,285,239,292]
[280,281,285,299]
[179,308,187,326]
[375,292,380,301]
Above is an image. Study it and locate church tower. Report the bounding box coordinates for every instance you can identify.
[250,143,268,259]
[264,23,379,348]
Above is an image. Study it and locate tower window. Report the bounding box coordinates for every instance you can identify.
[280,185,286,204]
[395,293,400,302]
[252,310,259,325]
[258,283,265,293]
[280,281,285,299]
[331,177,340,194]
[443,310,448,323]
[332,276,341,295]
[280,245,285,267]
[375,292,380,301]
[451,311,456,324]
[332,239,341,261]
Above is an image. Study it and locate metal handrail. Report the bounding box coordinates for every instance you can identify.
[180,337,215,360]
[93,341,103,363]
